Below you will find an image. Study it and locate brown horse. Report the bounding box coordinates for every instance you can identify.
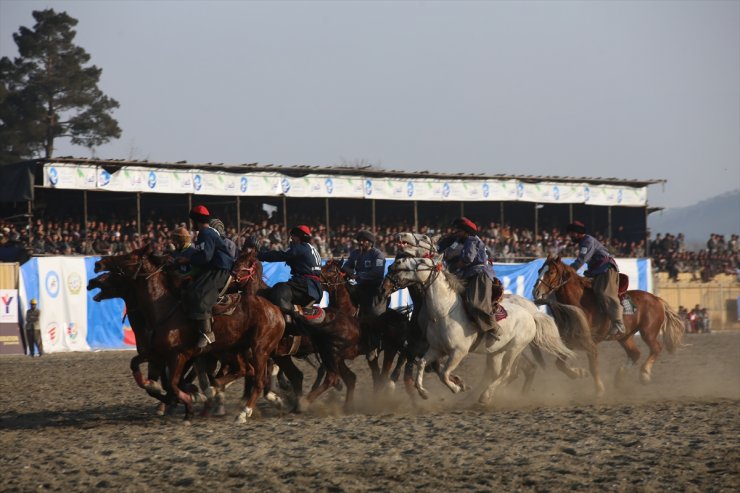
[320,259,411,391]
[533,254,684,394]
[94,244,285,422]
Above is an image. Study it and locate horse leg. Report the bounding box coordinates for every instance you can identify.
[261,360,285,411]
[555,357,590,379]
[585,348,605,397]
[168,353,195,423]
[337,360,357,413]
[378,346,398,392]
[236,351,262,423]
[478,353,504,405]
[438,349,467,394]
[509,353,537,394]
[637,330,661,384]
[300,367,341,412]
[415,347,442,400]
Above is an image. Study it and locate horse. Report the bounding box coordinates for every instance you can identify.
[382,257,575,404]
[320,258,411,391]
[533,254,684,393]
[93,244,286,423]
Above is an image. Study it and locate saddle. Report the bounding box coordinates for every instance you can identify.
[212,293,241,316]
[293,304,326,325]
[493,303,507,322]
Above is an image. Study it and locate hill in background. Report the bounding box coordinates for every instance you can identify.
[648,190,740,249]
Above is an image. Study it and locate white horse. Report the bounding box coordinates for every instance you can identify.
[382,257,575,405]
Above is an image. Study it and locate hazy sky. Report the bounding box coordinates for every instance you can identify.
[1,0,738,209]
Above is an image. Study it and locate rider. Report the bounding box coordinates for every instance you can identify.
[178,205,234,348]
[257,225,323,325]
[567,220,625,336]
[209,218,238,259]
[438,217,501,347]
[170,227,197,276]
[341,230,385,317]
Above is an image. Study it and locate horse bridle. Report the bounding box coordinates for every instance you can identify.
[233,264,257,284]
[534,264,571,296]
[385,258,441,295]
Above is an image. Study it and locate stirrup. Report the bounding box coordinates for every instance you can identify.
[197,331,215,348]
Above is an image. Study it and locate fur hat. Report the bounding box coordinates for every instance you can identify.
[566,221,586,234]
[209,218,225,236]
[452,217,478,235]
[355,230,375,244]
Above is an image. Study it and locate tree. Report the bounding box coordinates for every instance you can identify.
[0,9,121,163]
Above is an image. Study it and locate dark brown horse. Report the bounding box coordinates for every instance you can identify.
[533,254,684,394]
[94,244,285,422]
[320,259,411,391]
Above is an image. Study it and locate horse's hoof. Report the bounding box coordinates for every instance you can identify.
[235,407,253,423]
[155,403,166,416]
[418,388,429,400]
[214,405,226,417]
[183,419,193,426]
[205,386,216,400]
[296,396,309,413]
[640,371,651,384]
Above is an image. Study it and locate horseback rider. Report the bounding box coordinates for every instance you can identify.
[567,220,625,336]
[209,218,238,259]
[170,227,197,276]
[438,217,501,346]
[177,205,234,348]
[341,230,385,318]
[257,225,323,325]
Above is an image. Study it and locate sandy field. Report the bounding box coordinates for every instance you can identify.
[1,331,738,492]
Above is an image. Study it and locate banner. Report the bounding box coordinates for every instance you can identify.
[444,180,519,202]
[143,169,194,194]
[585,184,647,207]
[97,166,148,192]
[36,257,90,353]
[0,288,23,354]
[516,181,586,204]
[44,163,97,190]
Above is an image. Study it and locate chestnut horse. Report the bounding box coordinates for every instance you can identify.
[320,259,411,391]
[94,245,285,422]
[533,254,684,394]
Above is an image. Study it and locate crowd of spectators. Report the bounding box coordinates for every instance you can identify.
[0,214,738,282]
[678,305,712,333]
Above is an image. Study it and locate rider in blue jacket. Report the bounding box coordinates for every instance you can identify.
[439,217,501,347]
[568,221,625,336]
[258,225,323,324]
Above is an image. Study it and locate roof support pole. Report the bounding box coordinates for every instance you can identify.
[325,197,330,240]
[136,192,141,237]
[282,196,287,231]
[83,191,88,234]
[187,194,192,218]
[460,201,464,217]
[413,201,418,232]
[608,206,612,241]
[569,203,573,224]
[500,202,504,228]
[534,203,539,242]
[371,199,376,232]
[236,196,241,232]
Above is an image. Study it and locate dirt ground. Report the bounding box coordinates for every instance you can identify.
[1,331,738,492]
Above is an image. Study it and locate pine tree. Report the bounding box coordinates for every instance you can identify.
[0,9,121,163]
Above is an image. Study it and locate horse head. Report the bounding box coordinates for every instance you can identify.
[533,254,571,300]
[320,258,346,291]
[394,232,436,258]
[381,257,438,297]
[232,248,264,290]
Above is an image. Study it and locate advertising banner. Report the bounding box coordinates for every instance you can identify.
[585,184,647,207]
[44,163,97,190]
[97,166,147,192]
[516,181,586,204]
[142,169,194,194]
[0,289,23,354]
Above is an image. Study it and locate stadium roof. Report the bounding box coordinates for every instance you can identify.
[33,157,666,188]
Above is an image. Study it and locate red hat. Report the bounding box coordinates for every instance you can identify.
[290,225,312,239]
[189,205,210,221]
[452,217,478,234]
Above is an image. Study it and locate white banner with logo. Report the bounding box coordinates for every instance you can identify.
[143,168,194,194]
[97,166,148,192]
[44,163,97,190]
[516,181,587,204]
[281,174,365,198]
[585,185,647,207]
[240,173,281,196]
[443,179,519,202]
[0,289,18,323]
[37,257,89,353]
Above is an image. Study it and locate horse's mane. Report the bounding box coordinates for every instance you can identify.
[551,257,592,288]
[441,269,465,295]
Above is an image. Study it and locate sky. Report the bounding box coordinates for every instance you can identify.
[1,0,738,210]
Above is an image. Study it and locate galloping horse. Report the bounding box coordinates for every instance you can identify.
[382,257,575,404]
[533,254,684,393]
[94,244,286,422]
[320,259,411,391]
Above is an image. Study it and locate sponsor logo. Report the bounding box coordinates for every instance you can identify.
[193,174,202,191]
[617,189,623,204]
[364,179,373,196]
[148,171,157,189]
[1,293,14,315]
[98,170,111,187]
[67,272,82,295]
[325,178,334,194]
[406,181,414,197]
[240,177,248,193]
[66,322,78,341]
[482,183,490,198]
[45,271,60,299]
[517,182,525,198]
[442,182,450,198]
[552,185,560,200]
[584,186,590,201]
[47,322,59,345]
[281,178,291,194]
[49,167,59,186]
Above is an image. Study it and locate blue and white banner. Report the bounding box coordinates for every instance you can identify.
[18,256,651,352]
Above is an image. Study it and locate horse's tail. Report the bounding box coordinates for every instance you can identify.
[535,298,594,352]
[660,299,685,354]
[530,311,576,361]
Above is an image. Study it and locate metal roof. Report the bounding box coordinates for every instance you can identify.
[37,157,666,188]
